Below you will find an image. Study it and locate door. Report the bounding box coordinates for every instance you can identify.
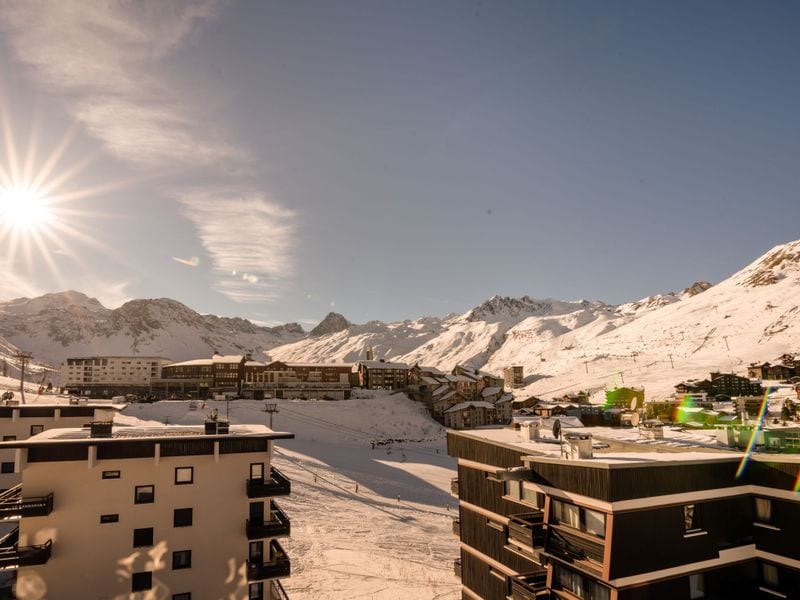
[249,541,264,563]
[249,501,265,525]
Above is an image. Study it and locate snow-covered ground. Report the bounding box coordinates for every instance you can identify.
[119,393,461,600]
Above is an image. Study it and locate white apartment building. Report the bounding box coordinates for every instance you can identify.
[0,420,293,600]
[0,402,124,490]
[60,356,173,395]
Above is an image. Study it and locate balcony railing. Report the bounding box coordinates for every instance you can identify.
[508,511,545,549]
[544,525,605,577]
[450,477,459,497]
[247,501,291,539]
[270,580,290,600]
[0,486,54,521]
[453,558,462,579]
[0,539,52,571]
[510,570,549,600]
[452,518,461,538]
[248,467,291,498]
[0,527,18,549]
[247,540,290,582]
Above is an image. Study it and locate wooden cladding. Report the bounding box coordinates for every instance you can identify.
[448,433,527,469]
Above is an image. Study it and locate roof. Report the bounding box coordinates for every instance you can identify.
[496,394,515,405]
[481,386,502,397]
[212,355,245,364]
[445,401,496,413]
[269,361,353,369]
[416,366,446,375]
[421,376,440,386]
[1,424,294,446]
[359,360,410,370]
[432,385,451,396]
[165,359,214,367]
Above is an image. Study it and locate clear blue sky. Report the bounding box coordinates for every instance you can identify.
[0,1,798,327]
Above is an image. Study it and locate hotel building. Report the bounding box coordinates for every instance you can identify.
[448,426,800,600]
[0,420,294,599]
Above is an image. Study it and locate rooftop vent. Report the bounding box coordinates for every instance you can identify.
[204,418,230,435]
[89,421,113,438]
[564,432,593,459]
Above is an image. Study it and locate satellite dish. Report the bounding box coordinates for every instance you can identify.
[630,412,641,427]
[630,398,637,411]
[552,419,562,439]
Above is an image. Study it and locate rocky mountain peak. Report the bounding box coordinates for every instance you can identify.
[310,312,351,337]
[739,240,800,287]
[682,281,712,297]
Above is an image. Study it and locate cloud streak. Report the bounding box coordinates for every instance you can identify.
[177,190,298,303]
[0,1,300,303]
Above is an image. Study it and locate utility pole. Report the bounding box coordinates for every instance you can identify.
[583,361,589,374]
[669,354,674,369]
[13,351,32,404]
[264,402,279,429]
[723,336,730,352]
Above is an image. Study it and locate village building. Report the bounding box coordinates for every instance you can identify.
[242,361,353,400]
[154,354,252,398]
[356,360,411,390]
[60,356,172,397]
[747,361,796,381]
[503,366,524,390]
[0,420,294,599]
[443,401,497,429]
[605,386,645,409]
[448,426,800,600]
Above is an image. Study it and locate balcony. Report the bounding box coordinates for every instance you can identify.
[247,540,290,582]
[508,511,545,549]
[247,467,291,498]
[450,477,459,497]
[544,525,605,577]
[452,518,461,538]
[453,558,462,578]
[270,580,290,600]
[0,539,52,571]
[510,570,549,600]
[0,486,54,521]
[247,501,291,539]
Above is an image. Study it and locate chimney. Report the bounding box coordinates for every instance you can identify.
[564,433,593,459]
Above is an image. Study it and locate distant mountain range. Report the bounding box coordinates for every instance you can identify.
[1,240,799,398]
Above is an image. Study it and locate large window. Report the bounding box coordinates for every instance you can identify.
[554,565,609,600]
[0,462,14,474]
[131,572,152,592]
[551,500,606,538]
[175,467,194,485]
[30,425,44,436]
[684,504,703,533]
[172,550,192,570]
[174,508,193,527]
[133,527,153,548]
[135,485,155,504]
[754,498,772,524]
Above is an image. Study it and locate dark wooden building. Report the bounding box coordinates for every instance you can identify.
[448,428,800,600]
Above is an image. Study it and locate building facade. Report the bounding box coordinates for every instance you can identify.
[503,366,524,390]
[448,427,800,600]
[356,360,411,390]
[61,356,172,397]
[1,421,294,600]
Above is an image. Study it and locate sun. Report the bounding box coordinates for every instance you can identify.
[0,185,54,232]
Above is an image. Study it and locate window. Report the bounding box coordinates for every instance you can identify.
[521,486,545,509]
[689,573,705,599]
[131,572,152,592]
[0,462,14,474]
[2,435,15,441]
[174,508,193,527]
[684,504,703,533]
[250,462,264,480]
[584,508,606,537]
[249,582,264,600]
[133,527,153,547]
[173,594,191,600]
[754,498,772,524]
[172,549,192,570]
[100,514,119,524]
[551,500,606,539]
[175,467,194,485]
[135,485,155,504]
[504,480,521,499]
[30,425,44,436]
[762,563,780,588]
[102,470,121,479]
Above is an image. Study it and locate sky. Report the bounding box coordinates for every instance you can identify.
[0,1,799,329]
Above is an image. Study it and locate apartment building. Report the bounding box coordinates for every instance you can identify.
[1,420,294,599]
[0,401,124,490]
[242,361,353,400]
[356,360,411,390]
[503,366,524,390]
[448,426,800,600]
[155,355,250,398]
[61,356,172,396]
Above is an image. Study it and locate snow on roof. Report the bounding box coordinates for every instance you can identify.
[445,401,496,413]
[432,385,451,396]
[166,359,213,367]
[416,366,446,375]
[359,360,410,370]
[496,394,515,404]
[213,355,245,363]
[283,362,353,368]
[421,376,440,385]
[481,386,502,397]
[440,390,458,401]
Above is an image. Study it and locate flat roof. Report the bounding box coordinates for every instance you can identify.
[0,403,126,410]
[1,424,294,446]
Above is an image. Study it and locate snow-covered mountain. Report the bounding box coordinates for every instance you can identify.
[0,291,305,366]
[2,241,800,399]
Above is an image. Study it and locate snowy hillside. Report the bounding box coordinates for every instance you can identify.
[0,291,305,366]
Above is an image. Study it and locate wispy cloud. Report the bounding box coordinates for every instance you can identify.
[176,190,298,303]
[0,1,300,304]
[0,1,247,169]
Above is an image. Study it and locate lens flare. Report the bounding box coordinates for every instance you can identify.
[0,186,54,232]
[735,387,772,479]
